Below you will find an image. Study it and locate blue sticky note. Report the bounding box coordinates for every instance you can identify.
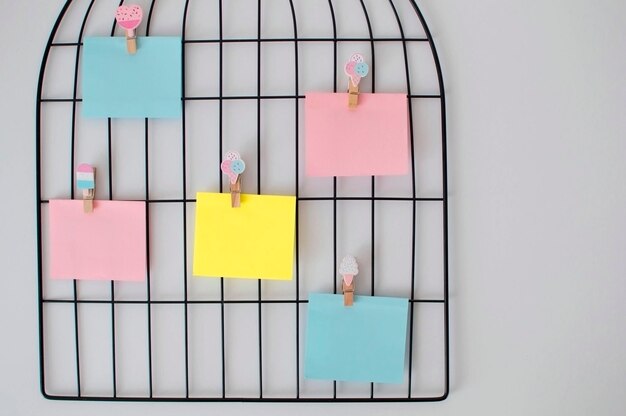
[305,293,409,384]
[82,37,182,118]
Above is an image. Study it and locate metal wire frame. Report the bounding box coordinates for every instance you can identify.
[36,0,449,402]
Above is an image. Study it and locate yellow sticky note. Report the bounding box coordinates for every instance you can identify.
[193,192,296,280]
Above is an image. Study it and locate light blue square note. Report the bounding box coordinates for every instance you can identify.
[304,293,409,384]
[82,37,182,118]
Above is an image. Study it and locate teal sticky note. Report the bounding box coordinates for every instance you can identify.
[304,293,409,384]
[82,37,182,118]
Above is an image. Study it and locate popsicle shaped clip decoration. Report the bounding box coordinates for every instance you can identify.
[115,4,143,54]
[220,151,246,208]
[339,255,359,306]
[344,53,369,108]
[76,163,95,213]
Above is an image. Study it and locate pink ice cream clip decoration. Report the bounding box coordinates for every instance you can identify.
[76,163,96,213]
[339,255,358,306]
[221,151,246,208]
[344,53,369,109]
[115,5,143,54]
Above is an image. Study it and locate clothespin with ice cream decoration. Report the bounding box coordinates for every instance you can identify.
[344,53,369,109]
[76,163,95,213]
[115,5,143,54]
[220,151,246,208]
[339,255,358,306]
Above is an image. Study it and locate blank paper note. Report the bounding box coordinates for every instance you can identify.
[48,200,146,281]
[193,192,296,280]
[305,293,409,384]
[82,37,182,118]
[305,92,409,177]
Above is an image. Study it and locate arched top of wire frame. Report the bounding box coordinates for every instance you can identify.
[38,0,445,98]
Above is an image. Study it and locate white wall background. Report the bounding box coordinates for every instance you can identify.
[1,0,625,415]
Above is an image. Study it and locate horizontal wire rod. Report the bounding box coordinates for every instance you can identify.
[50,36,428,47]
[40,94,442,102]
[42,298,445,304]
[38,395,447,403]
[40,196,444,203]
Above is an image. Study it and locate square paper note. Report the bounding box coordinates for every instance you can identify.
[305,92,409,177]
[193,192,296,280]
[305,293,409,383]
[48,200,146,281]
[82,37,182,118]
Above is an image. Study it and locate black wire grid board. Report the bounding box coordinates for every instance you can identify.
[36,0,449,403]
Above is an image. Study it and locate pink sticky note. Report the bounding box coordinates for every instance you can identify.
[48,200,147,281]
[305,92,409,177]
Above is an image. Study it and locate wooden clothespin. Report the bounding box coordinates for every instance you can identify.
[76,163,95,213]
[339,255,359,306]
[344,53,369,109]
[220,151,246,208]
[115,5,143,54]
